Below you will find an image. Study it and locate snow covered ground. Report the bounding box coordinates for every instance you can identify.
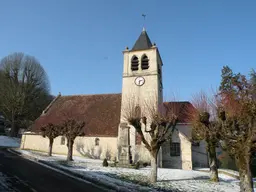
[0,136,20,148]
[195,168,239,178]
[13,149,243,192]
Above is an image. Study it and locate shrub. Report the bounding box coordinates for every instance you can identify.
[135,161,140,169]
[103,158,108,167]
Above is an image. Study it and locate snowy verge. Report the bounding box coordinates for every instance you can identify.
[0,136,20,148]
[10,149,243,192]
[195,168,239,179]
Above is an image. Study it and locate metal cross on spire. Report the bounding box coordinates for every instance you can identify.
[142,14,146,31]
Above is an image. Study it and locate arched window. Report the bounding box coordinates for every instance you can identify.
[141,55,149,70]
[95,138,100,146]
[131,56,139,71]
[60,136,65,145]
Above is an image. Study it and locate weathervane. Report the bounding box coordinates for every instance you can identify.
[142,14,146,31]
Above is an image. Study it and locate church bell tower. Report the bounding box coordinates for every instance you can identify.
[117,28,163,164]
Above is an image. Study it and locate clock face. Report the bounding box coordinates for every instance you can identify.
[135,76,145,86]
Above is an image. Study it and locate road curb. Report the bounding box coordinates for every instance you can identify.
[8,148,40,162]
[7,148,21,155]
[8,149,139,192]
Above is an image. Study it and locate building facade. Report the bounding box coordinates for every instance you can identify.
[20,29,208,170]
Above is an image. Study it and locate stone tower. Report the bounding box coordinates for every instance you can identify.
[117,28,163,164]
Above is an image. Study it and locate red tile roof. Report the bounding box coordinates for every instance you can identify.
[163,101,194,124]
[31,93,122,137]
[31,94,193,138]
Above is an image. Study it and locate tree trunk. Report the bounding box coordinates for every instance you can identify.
[48,138,53,156]
[10,112,18,137]
[150,150,158,183]
[67,139,74,161]
[207,142,219,182]
[236,154,253,192]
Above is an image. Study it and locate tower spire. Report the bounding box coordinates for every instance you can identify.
[142,14,146,31]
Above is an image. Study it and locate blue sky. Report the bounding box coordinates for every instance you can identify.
[0,0,255,101]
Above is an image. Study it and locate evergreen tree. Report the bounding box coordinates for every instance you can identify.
[218,66,256,192]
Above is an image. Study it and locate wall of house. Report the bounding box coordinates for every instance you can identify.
[130,125,193,170]
[133,144,151,163]
[192,140,208,168]
[160,127,192,170]
[20,133,118,160]
[162,129,181,168]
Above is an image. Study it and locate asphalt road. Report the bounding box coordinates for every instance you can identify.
[0,148,108,192]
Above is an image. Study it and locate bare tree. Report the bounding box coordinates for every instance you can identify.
[122,97,180,183]
[218,66,256,192]
[189,91,221,182]
[0,52,51,137]
[61,119,85,161]
[40,123,62,156]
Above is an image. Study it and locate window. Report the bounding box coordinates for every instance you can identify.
[158,67,161,75]
[160,81,163,89]
[141,55,149,70]
[131,56,139,71]
[158,66,161,78]
[170,142,180,156]
[95,138,100,146]
[192,141,200,146]
[60,136,65,145]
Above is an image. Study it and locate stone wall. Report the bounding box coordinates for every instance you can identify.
[21,132,118,160]
[161,128,192,170]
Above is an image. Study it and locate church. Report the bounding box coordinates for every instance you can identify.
[20,28,208,170]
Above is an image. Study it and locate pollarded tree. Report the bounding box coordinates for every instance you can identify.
[123,99,180,183]
[61,119,85,161]
[40,123,62,156]
[189,92,221,182]
[218,66,256,192]
[0,52,51,137]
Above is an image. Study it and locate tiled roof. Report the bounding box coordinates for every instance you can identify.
[163,101,194,140]
[31,94,193,138]
[31,93,122,137]
[163,101,194,124]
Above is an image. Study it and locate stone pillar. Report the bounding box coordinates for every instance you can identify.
[118,122,132,165]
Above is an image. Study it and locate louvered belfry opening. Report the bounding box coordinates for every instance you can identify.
[131,56,139,71]
[141,55,149,70]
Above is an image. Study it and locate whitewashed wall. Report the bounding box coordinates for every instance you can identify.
[21,133,118,160]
